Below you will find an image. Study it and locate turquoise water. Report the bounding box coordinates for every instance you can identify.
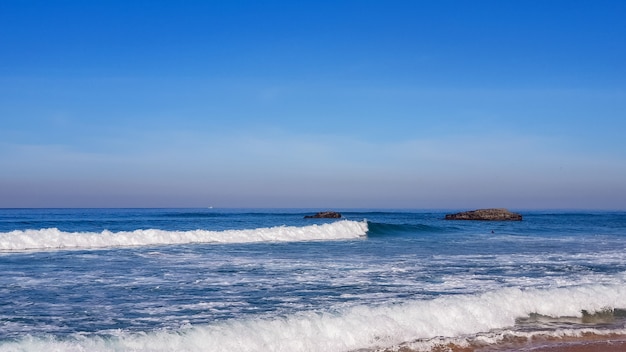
[1,209,625,351]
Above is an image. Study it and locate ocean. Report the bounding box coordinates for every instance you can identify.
[0,208,625,352]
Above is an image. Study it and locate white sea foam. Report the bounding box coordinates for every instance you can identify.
[0,220,368,251]
[1,284,625,352]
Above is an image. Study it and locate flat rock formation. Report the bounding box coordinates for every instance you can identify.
[445,208,522,221]
[304,211,342,219]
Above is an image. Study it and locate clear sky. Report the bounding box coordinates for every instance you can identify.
[1,0,625,209]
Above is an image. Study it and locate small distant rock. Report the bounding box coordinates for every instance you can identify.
[445,208,522,221]
[304,211,342,219]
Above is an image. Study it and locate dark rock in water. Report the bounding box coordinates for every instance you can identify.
[445,208,522,221]
[304,211,342,219]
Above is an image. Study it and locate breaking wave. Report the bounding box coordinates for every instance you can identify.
[0,220,368,252]
[0,284,625,352]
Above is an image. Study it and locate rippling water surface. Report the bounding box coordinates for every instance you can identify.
[1,209,625,351]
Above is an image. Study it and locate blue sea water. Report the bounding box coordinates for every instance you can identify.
[1,208,625,351]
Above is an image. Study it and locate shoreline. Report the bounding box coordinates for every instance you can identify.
[487,334,626,352]
[383,332,626,352]
[528,341,626,352]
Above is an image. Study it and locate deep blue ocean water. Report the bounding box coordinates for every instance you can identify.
[1,209,625,351]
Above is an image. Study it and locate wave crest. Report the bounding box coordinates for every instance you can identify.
[0,220,368,251]
[1,284,625,352]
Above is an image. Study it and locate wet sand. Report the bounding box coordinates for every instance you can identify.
[475,335,626,352]
[387,333,626,352]
[527,340,626,352]
[502,334,626,352]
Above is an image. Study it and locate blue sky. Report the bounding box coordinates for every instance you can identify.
[1,1,625,209]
